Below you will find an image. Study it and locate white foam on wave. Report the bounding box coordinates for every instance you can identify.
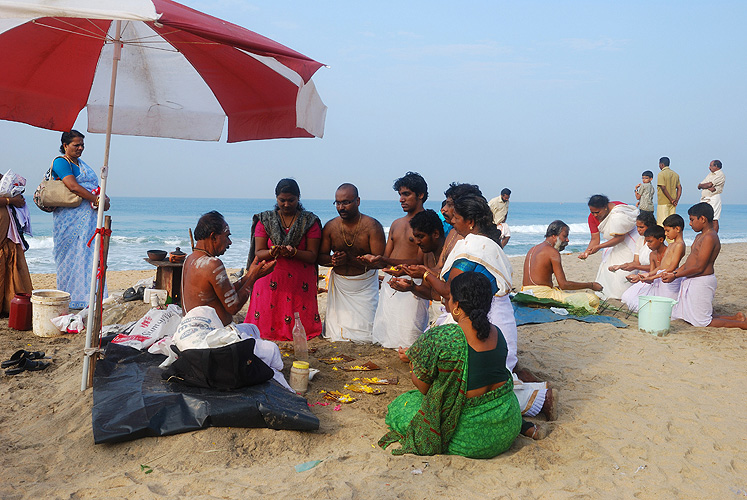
[25,236,54,249]
[510,223,589,234]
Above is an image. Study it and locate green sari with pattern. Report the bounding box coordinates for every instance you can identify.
[379,323,522,458]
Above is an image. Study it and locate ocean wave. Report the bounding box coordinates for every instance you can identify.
[25,236,54,249]
[510,223,589,234]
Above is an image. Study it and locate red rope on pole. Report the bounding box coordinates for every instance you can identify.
[87,227,112,279]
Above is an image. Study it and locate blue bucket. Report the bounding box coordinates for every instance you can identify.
[638,295,677,336]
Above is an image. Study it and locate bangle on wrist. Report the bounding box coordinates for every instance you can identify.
[291,247,298,257]
[423,271,430,280]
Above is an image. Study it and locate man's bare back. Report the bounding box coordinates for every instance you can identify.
[319,214,386,276]
[522,242,558,288]
[182,253,238,326]
[683,230,720,278]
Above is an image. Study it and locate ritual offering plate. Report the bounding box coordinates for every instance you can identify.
[352,376,398,385]
[318,354,356,365]
[342,361,380,371]
[321,390,357,403]
[344,383,385,395]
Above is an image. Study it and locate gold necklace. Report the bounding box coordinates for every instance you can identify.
[63,154,79,166]
[341,214,362,247]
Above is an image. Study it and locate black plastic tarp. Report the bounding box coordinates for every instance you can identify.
[92,343,319,444]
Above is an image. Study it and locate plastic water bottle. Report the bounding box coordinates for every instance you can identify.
[292,312,308,361]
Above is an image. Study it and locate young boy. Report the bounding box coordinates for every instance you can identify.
[620,225,667,310]
[634,170,655,219]
[661,203,747,329]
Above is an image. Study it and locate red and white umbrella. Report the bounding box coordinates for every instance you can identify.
[0,0,327,141]
[0,0,327,390]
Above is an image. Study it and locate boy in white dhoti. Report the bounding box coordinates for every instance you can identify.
[318,184,387,342]
[697,159,725,233]
[579,194,638,300]
[661,203,747,329]
[621,218,686,311]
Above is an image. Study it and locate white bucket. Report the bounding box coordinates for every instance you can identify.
[30,289,70,337]
[638,295,677,337]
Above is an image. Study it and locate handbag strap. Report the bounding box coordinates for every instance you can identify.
[46,155,74,181]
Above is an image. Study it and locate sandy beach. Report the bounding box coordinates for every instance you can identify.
[1,243,746,499]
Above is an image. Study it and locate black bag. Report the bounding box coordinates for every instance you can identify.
[163,338,274,390]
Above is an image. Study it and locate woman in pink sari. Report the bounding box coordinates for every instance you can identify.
[245,179,322,340]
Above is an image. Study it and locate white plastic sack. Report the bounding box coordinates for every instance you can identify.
[50,313,85,333]
[172,305,242,351]
[0,169,26,197]
[111,304,182,350]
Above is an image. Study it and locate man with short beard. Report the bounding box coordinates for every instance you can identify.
[521,220,602,313]
[318,183,386,342]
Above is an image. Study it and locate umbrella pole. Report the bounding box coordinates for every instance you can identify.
[81,21,122,392]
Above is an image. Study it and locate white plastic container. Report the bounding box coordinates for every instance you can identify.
[289,360,310,395]
[143,288,167,305]
[31,289,70,337]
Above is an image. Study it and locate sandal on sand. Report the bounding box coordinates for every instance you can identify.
[521,421,546,440]
[1,349,46,369]
[123,286,145,302]
[5,357,50,376]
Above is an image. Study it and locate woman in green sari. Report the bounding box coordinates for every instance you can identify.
[379,272,522,458]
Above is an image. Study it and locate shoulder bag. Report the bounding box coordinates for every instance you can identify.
[33,156,83,212]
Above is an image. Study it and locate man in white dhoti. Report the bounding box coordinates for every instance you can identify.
[181,211,290,389]
[318,184,386,342]
[662,203,747,329]
[579,195,638,300]
[697,159,725,233]
[359,172,431,348]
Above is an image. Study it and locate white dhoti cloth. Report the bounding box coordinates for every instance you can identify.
[703,193,722,220]
[512,374,547,416]
[621,271,683,312]
[323,269,379,343]
[372,274,429,349]
[595,204,639,300]
[672,274,717,327]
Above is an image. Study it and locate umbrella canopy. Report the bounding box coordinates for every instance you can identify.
[0,0,327,141]
[0,0,328,390]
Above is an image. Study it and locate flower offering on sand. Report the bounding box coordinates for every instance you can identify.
[318,354,356,364]
[320,390,357,404]
[344,383,385,395]
[353,376,399,385]
[342,361,380,371]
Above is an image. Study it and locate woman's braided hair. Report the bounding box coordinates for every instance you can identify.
[450,271,493,340]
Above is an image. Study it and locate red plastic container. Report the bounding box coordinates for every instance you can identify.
[9,293,32,330]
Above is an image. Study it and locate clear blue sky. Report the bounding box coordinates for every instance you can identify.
[3,1,745,204]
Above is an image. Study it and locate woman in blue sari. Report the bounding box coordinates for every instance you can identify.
[51,130,109,309]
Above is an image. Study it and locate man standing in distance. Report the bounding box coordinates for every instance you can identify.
[656,157,682,225]
[697,160,725,233]
[318,184,386,343]
[360,172,430,349]
[489,188,511,247]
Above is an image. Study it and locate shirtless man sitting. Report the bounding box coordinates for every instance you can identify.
[661,203,747,329]
[522,220,602,313]
[182,211,275,326]
[318,183,386,342]
[180,211,291,388]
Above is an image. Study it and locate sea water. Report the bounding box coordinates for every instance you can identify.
[24,199,747,274]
